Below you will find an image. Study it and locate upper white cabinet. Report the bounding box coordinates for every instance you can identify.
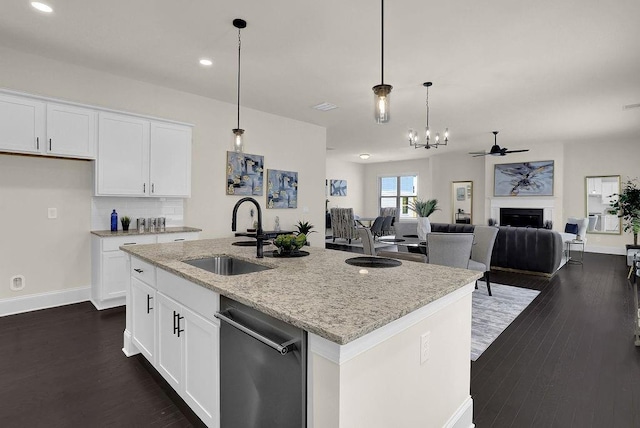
[150,122,192,197]
[46,103,96,159]
[0,93,96,159]
[96,112,192,198]
[97,112,150,196]
[0,93,45,155]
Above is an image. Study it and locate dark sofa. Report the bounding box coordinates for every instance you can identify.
[430,223,563,276]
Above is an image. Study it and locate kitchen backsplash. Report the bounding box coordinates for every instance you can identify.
[91,197,184,230]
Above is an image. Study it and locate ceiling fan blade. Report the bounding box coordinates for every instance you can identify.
[472,153,488,157]
[468,151,487,155]
[504,149,530,153]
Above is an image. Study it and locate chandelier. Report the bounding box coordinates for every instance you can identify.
[232,18,247,152]
[408,82,449,149]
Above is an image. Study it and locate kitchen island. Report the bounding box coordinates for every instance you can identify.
[120,237,481,428]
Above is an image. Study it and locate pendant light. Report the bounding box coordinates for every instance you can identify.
[232,18,247,152]
[408,82,449,149]
[372,0,392,123]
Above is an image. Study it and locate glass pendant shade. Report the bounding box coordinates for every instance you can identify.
[373,84,392,123]
[232,128,244,153]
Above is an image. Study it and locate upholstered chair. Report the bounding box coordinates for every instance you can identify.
[426,233,474,269]
[381,216,394,236]
[559,217,588,243]
[393,221,417,238]
[369,216,385,239]
[380,207,397,233]
[467,225,499,296]
[358,228,376,256]
[330,208,360,244]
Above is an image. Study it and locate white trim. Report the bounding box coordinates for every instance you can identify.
[584,244,626,255]
[122,329,140,357]
[90,297,125,311]
[0,87,193,127]
[444,396,475,428]
[0,286,90,317]
[308,282,475,365]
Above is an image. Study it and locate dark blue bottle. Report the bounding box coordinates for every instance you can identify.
[111,209,118,232]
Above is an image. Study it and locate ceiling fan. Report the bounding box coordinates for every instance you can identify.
[469,131,530,157]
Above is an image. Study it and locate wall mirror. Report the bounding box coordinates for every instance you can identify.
[452,181,473,224]
[585,175,621,234]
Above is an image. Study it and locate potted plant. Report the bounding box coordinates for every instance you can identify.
[295,220,316,245]
[408,198,439,240]
[274,233,307,255]
[610,178,640,245]
[121,216,131,232]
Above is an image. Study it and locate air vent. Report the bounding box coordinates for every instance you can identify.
[623,103,640,110]
[312,102,338,111]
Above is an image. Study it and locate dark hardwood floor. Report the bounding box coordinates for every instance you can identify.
[1,250,638,427]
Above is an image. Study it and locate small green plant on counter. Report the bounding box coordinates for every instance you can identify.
[274,233,306,253]
[121,216,131,231]
[408,198,439,217]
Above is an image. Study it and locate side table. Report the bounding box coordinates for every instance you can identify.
[566,239,585,264]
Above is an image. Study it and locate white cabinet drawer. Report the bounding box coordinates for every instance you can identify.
[102,234,156,252]
[156,232,199,243]
[157,269,219,322]
[131,257,156,287]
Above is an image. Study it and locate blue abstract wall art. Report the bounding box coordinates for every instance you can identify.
[226,151,264,196]
[494,161,554,196]
[267,169,298,208]
[330,179,347,196]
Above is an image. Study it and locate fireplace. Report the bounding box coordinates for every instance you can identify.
[500,208,544,228]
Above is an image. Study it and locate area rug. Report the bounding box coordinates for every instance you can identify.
[471,281,540,361]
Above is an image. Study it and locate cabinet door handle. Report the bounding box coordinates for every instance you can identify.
[146,295,153,313]
[49,138,52,151]
[133,268,143,273]
[123,242,137,246]
[36,137,39,150]
[151,183,155,193]
[174,239,185,242]
[143,183,146,193]
[173,311,184,337]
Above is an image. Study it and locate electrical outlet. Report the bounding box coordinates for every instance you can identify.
[48,207,57,219]
[420,332,430,364]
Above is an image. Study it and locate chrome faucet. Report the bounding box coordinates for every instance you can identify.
[232,197,264,258]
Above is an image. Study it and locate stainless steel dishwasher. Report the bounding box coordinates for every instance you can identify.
[215,296,307,428]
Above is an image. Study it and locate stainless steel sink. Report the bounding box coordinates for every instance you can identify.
[345,256,402,268]
[183,256,272,276]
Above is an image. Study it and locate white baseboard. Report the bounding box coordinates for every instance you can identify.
[0,286,91,317]
[444,396,475,428]
[90,296,125,311]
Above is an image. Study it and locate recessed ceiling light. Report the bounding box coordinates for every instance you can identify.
[199,58,213,66]
[312,102,338,111]
[359,153,371,160]
[31,2,53,13]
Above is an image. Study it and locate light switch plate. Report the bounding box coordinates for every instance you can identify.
[48,208,57,219]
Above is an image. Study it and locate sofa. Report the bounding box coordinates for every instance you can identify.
[395,222,563,276]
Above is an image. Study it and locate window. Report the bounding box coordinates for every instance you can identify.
[379,175,418,220]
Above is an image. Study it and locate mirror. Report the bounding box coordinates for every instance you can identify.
[452,181,473,224]
[585,175,621,234]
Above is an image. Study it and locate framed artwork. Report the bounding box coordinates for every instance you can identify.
[267,169,298,208]
[494,161,554,197]
[226,151,264,196]
[456,187,466,201]
[330,179,347,196]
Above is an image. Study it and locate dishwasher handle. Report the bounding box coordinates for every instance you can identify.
[215,310,297,355]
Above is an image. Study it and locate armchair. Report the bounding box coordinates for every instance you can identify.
[330,208,360,244]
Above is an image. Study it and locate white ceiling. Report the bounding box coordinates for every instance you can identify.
[2,0,639,163]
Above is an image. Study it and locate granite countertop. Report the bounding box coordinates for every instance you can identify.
[91,226,202,237]
[120,238,482,345]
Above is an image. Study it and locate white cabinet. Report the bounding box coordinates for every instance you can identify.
[150,121,192,197]
[96,113,192,197]
[125,262,219,427]
[0,93,45,154]
[0,93,96,158]
[97,112,150,196]
[601,180,617,205]
[91,232,198,310]
[131,277,156,362]
[46,103,96,159]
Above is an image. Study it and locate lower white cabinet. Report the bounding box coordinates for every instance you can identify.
[125,259,219,428]
[91,231,199,310]
[131,277,156,362]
